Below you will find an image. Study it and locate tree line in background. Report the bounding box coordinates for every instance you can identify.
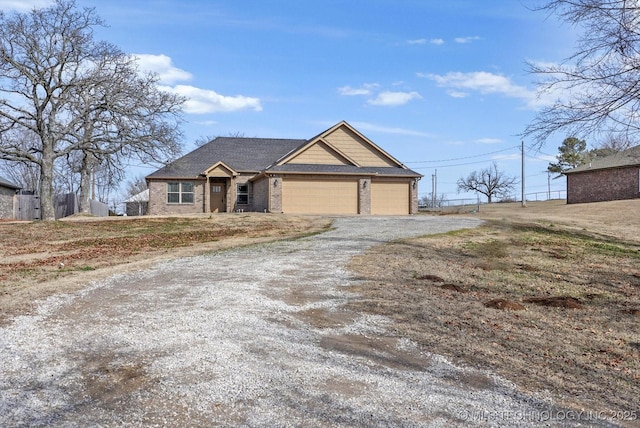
[0,0,184,220]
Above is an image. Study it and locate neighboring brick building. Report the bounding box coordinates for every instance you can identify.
[0,176,20,219]
[564,145,640,204]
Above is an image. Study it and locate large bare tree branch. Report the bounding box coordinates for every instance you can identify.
[525,0,640,147]
[0,0,184,218]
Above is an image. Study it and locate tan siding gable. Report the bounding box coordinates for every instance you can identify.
[324,126,397,167]
[286,141,351,165]
[205,162,236,177]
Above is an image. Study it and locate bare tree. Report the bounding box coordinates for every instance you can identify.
[194,131,246,147]
[419,193,446,208]
[125,175,148,198]
[0,0,184,219]
[457,162,517,203]
[0,129,40,191]
[524,1,640,148]
[69,52,184,213]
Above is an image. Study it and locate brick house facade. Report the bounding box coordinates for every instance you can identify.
[146,121,422,216]
[564,146,640,204]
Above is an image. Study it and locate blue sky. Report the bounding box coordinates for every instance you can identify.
[1,0,579,202]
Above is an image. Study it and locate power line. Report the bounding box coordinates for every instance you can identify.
[410,156,519,170]
[405,145,521,164]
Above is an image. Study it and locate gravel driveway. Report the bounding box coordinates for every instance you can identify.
[0,216,610,427]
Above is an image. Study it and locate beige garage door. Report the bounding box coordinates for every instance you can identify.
[282,179,358,214]
[371,181,409,215]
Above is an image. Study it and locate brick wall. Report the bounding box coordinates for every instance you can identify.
[410,179,419,214]
[0,186,15,219]
[252,177,269,212]
[269,176,282,213]
[147,179,206,215]
[358,178,371,214]
[567,166,640,204]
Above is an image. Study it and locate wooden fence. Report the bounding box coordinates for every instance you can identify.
[14,193,41,220]
[13,193,109,220]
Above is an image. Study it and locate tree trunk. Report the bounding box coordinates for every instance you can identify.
[78,153,95,214]
[39,148,56,221]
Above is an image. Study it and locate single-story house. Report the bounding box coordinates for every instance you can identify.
[564,145,640,204]
[0,176,20,219]
[124,189,149,216]
[146,121,422,215]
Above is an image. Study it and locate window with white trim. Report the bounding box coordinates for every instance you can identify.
[167,182,194,204]
[237,183,249,205]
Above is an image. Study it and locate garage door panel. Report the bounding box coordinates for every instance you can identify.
[282,179,358,214]
[371,181,409,215]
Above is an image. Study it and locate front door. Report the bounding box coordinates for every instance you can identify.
[210,182,226,212]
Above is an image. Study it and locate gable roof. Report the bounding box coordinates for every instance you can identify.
[0,176,20,189]
[564,145,640,174]
[147,137,305,179]
[146,121,422,180]
[277,121,403,168]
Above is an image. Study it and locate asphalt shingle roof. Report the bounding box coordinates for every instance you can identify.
[147,137,307,179]
[146,132,422,179]
[565,145,640,174]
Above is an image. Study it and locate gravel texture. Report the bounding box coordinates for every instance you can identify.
[0,216,615,427]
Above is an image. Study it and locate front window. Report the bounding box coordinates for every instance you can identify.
[167,182,194,204]
[237,183,249,205]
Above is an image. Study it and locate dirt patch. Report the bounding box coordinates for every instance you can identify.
[294,308,358,329]
[319,334,432,372]
[524,296,583,309]
[0,213,331,325]
[348,200,640,417]
[483,298,526,311]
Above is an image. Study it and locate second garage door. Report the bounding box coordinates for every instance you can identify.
[371,181,410,215]
[282,178,359,214]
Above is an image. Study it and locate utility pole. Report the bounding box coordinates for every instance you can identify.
[431,170,436,207]
[521,141,526,207]
[434,169,437,207]
[547,171,551,200]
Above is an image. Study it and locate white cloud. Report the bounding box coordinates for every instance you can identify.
[351,121,433,137]
[475,138,503,144]
[406,38,444,45]
[337,83,380,96]
[133,54,192,85]
[161,85,262,114]
[454,36,481,44]
[420,71,538,107]
[133,54,261,115]
[368,91,422,106]
[339,83,421,107]
[447,90,468,98]
[0,0,52,11]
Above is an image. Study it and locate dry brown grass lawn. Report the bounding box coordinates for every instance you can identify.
[0,213,331,326]
[348,199,640,418]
